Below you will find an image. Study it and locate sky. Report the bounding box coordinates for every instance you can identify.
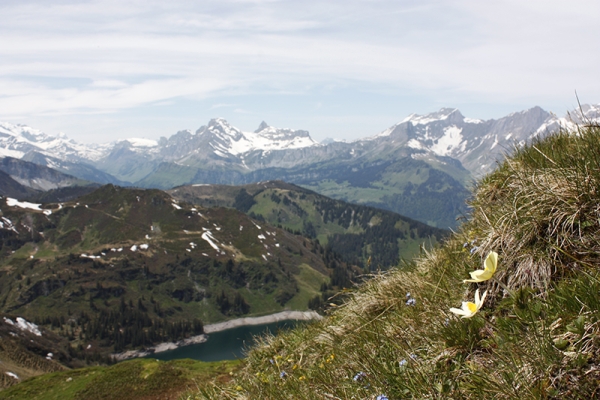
[1,0,599,144]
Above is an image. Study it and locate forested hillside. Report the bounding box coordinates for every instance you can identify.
[171,181,448,270]
[0,185,356,363]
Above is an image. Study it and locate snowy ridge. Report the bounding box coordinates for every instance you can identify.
[202,118,317,157]
[0,121,104,161]
[2,104,600,184]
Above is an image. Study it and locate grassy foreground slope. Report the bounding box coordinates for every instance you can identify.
[0,358,240,400]
[193,124,600,399]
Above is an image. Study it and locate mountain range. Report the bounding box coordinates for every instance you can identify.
[2,104,598,228]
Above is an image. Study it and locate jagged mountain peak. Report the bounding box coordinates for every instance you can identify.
[255,121,269,133]
[205,118,244,142]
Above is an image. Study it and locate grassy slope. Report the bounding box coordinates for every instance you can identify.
[0,358,240,400]
[192,124,600,399]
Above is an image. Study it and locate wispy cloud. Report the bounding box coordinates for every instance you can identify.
[1,0,599,141]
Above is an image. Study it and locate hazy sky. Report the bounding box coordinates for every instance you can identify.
[1,0,598,143]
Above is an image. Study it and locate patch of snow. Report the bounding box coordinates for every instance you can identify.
[258,234,266,240]
[491,136,499,150]
[16,317,42,336]
[4,317,14,326]
[406,139,424,150]
[130,245,137,252]
[172,203,182,210]
[240,225,243,231]
[430,126,465,157]
[262,255,268,261]
[201,231,220,251]
[0,217,18,233]
[0,148,25,158]
[6,198,42,211]
[139,244,149,250]
[464,117,483,124]
[5,372,19,379]
[80,254,101,259]
[123,138,158,147]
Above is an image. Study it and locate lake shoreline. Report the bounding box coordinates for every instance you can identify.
[112,310,322,361]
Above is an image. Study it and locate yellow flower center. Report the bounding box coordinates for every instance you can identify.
[466,302,477,313]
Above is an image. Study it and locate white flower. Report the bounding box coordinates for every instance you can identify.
[449,289,487,318]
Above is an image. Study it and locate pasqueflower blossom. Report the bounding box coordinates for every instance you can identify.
[463,251,498,283]
[449,289,487,318]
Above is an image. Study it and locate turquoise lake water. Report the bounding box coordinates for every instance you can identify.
[148,320,300,362]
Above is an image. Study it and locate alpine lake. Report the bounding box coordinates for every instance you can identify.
[147,320,302,362]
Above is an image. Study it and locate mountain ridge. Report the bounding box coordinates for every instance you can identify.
[3,104,598,229]
[4,104,597,180]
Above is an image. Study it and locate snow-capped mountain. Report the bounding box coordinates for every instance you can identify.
[0,122,104,162]
[102,118,316,160]
[1,104,598,187]
[368,106,552,175]
[365,104,600,175]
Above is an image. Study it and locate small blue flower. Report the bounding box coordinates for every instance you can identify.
[353,371,367,381]
[280,371,287,378]
[470,246,479,255]
[376,395,389,400]
[399,359,407,367]
[269,359,274,364]
[463,242,469,248]
[444,318,450,327]
[406,298,416,306]
[410,353,418,360]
